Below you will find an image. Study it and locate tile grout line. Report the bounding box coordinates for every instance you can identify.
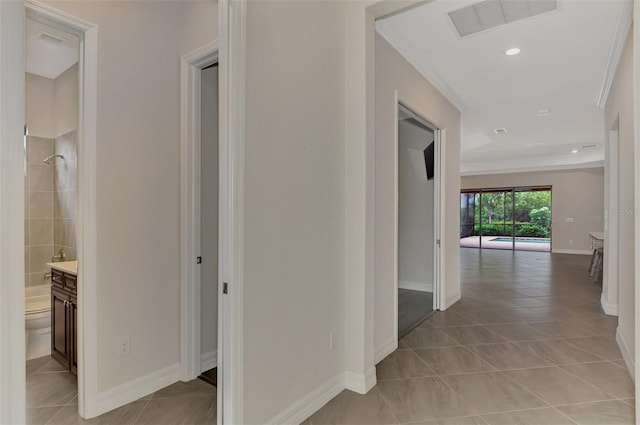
[372,385,401,425]
[555,361,634,401]
[131,398,151,425]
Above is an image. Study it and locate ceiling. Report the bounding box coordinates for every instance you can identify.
[376,0,631,175]
[26,19,79,80]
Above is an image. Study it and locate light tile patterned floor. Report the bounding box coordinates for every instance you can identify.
[308,249,635,425]
[26,358,216,425]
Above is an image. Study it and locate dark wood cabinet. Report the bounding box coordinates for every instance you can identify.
[50,269,78,374]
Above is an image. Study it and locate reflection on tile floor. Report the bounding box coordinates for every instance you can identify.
[26,358,216,425]
[308,249,635,425]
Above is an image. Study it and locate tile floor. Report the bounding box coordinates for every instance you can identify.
[26,249,635,425]
[398,289,434,338]
[26,357,216,425]
[308,249,635,425]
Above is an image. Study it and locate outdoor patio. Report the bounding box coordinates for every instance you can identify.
[460,236,550,252]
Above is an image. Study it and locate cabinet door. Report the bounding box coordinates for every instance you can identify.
[69,296,78,374]
[51,288,69,367]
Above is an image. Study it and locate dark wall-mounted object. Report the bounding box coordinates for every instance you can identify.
[424,142,434,181]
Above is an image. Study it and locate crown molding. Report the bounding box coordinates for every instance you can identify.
[596,0,632,109]
[375,20,467,113]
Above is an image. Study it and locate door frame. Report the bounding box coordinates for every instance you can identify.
[179,40,219,382]
[394,99,444,344]
[0,1,99,421]
[26,1,99,418]
[0,2,27,422]
[180,1,246,423]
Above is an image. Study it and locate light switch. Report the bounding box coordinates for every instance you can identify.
[565,217,574,223]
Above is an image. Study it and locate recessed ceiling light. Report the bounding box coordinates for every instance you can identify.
[505,48,521,56]
[571,149,578,154]
[536,108,551,116]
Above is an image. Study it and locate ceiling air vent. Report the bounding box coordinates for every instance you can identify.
[581,144,598,149]
[448,0,558,37]
[493,128,508,134]
[36,31,66,45]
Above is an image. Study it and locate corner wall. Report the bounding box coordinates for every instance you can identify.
[398,120,434,291]
[461,168,605,253]
[375,32,461,360]
[243,1,347,423]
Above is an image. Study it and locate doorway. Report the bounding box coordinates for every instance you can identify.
[179,40,223,421]
[24,14,81,413]
[397,104,438,337]
[199,62,219,385]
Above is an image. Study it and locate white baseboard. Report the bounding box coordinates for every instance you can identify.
[616,327,635,382]
[444,291,461,310]
[95,363,180,417]
[344,367,376,394]
[600,293,619,316]
[266,373,345,425]
[200,349,217,372]
[551,249,592,255]
[398,280,433,293]
[374,337,397,365]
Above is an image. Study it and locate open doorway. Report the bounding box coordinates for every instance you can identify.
[24,14,81,415]
[198,62,219,386]
[397,104,438,337]
[179,40,221,419]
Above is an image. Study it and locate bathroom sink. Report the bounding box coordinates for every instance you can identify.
[46,260,78,275]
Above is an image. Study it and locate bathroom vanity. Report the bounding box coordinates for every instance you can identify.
[47,261,78,375]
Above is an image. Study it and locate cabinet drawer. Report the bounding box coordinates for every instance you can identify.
[51,270,64,288]
[64,274,77,292]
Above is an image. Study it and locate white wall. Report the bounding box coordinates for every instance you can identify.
[461,168,605,253]
[180,0,218,56]
[25,73,55,138]
[54,64,78,137]
[375,32,461,360]
[398,119,434,291]
[604,31,635,375]
[40,0,216,395]
[26,63,78,139]
[200,65,218,368]
[243,1,346,422]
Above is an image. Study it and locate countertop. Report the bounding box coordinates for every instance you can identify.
[46,261,78,275]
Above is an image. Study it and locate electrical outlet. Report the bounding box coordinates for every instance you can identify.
[329,331,336,351]
[117,336,130,356]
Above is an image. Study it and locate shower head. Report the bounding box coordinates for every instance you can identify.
[42,154,65,165]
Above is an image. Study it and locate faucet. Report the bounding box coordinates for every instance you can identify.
[51,248,66,263]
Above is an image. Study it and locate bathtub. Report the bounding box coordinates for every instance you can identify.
[25,285,51,360]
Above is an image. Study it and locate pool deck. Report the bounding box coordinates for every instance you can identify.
[460,236,550,252]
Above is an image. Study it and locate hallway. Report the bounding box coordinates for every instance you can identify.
[308,249,635,424]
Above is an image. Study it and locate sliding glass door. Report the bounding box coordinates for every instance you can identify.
[460,187,551,252]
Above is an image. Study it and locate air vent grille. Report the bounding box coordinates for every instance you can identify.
[448,0,557,37]
[36,31,66,45]
[581,144,598,149]
[493,128,508,134]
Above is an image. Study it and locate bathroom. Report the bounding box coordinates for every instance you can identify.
[24,16,79,397]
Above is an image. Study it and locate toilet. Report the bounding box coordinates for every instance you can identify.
[25,285,52,360]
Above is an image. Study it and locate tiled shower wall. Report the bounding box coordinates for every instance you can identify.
[24,131,77,287]
[25,136,55,287]
[53,131,77,262]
